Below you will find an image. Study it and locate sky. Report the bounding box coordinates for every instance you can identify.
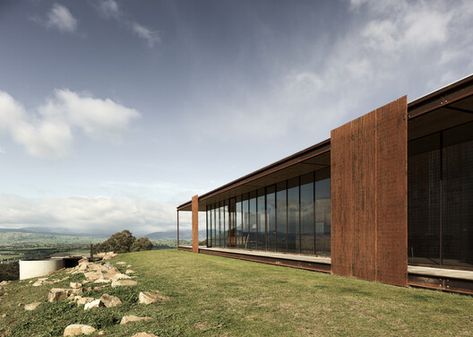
[1,0,473,235]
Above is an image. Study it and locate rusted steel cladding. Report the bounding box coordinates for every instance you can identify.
[331,96,407,286]
[192,195,199,253]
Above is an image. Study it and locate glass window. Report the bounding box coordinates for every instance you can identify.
[315,167,331,256]
[206,205,211,247]
[287,177,300,253]
[248,193,257,249]
[236,196,242,248]
[212,204,217,247]
[300,173,314,255]
[242,195,249,249]
[218,203,223,247]
[257,188,266,250]
[266,185,276,251]
[228,198,236,248]
[276,182,287,252]
[223,201,228,247]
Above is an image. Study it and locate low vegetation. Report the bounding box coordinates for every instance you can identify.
[1,250,473,336]
[93,230,154,254]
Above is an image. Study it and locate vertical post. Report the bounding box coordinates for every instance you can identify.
[192,195,199,253]
[176,210,180,249]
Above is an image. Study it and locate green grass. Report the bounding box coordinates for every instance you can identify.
[1,250,473,337]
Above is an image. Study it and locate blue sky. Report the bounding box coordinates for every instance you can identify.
[1,0,473,235]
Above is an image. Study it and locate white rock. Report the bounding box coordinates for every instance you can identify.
[120,315,152,325]
[111,279,137,287]
[63,324,96,336]
[69,282,82,289]
[116,261,126,265]
[99,294,122,308]
[138,291,169,305]
[32,278,50,287]
[84,299,105,311]
[111,273,131,281]
[125,269,135,275]
[75,297,95,306]
[24,302,41,311]
[132,333,158,337]
[0,281,10,286]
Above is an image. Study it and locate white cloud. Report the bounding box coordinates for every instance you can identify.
[0,89,140,158]
[46,3,78,33]
[131,22,160,48]
[0,194,176,235]
[95,0,160,48]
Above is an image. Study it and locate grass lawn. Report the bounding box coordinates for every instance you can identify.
[1,250,473,337]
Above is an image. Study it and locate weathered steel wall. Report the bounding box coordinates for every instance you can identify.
[192,195,199,253]
[331,96,407,286]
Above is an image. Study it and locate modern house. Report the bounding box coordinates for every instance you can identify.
[177,74,473,295]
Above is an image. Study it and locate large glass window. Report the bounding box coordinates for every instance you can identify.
[213,204,217,247]
[300,174,315,255]
[248,193,257,249]
[235,197,242,248]
[409,121,473,269]
[315,168,331,256]
[287,177,300,253]
[242,195,249,249]
[276,182,287,251]
[228,198,236,248]
[266,186,276,251]
[257,189,266,250]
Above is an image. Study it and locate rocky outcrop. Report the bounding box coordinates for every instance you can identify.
[138,291,169,305]
[120,315,153,325]
[99,294,122,308]
[63,324,96,336]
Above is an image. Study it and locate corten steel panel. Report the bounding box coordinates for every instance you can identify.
[331,96,407,286]
[376,97,407,286]
[352,113,377,281]
[331,122,354,276]
[192,195,199,253]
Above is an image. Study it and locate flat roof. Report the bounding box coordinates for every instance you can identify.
[178,73,473,211]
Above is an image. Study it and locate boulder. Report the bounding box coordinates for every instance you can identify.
[93,278,111,284]
[33,278,50,287]
[116,261,126,265]
[48,288,72,302]
[111,279,137,287]
[63,324,96,336]
[120,315,152,325]
[69,282,82,289]
[84,299,105,310]
[24,302,41,311]
[138,291,169,305]
[125,269,135,275]
[132,333,158,337]
[99,294,122,308]
[111,273,131,281]
[0,281,10,286]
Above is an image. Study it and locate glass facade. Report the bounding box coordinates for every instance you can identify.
[206,168,331,256]
[409,121,473,269]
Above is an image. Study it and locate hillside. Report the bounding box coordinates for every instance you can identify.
[146,229,205,241]
[1,250,473,337]
[0,230,104,247]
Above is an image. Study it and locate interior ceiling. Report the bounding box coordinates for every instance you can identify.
[409,94,473,140]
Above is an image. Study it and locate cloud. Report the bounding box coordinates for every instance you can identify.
[131,22,160,48]
[46,3,78,33]
[0,194,176,235]
[94,0,160,48]
[0,89,140,158]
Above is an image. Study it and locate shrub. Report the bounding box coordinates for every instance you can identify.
[131,237,154,252]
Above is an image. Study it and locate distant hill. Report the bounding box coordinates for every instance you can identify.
[0,228,105,247]
[146,229,206,240]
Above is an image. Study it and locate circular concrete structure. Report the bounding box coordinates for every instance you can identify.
[19,258,64,280]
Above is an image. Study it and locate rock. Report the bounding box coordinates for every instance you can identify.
[71,288,83,296]
[138,291,169,305]
[132,333,158,337]
[1,313,6,318]
[24,302,41,311]
[111,273,131,281]
[125,269,135,275]
[63,324,96,336]
[0,281,10,286]
[99,294,122,308]
[70,282,82,289]
[84,271,103,282]
[93,278,111,284]
[116,261,126,265]
[48,288,72,302]
[120,315,152,325]
[84,299,105,310]
[111,279,137,287]
[75,296,95,306]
